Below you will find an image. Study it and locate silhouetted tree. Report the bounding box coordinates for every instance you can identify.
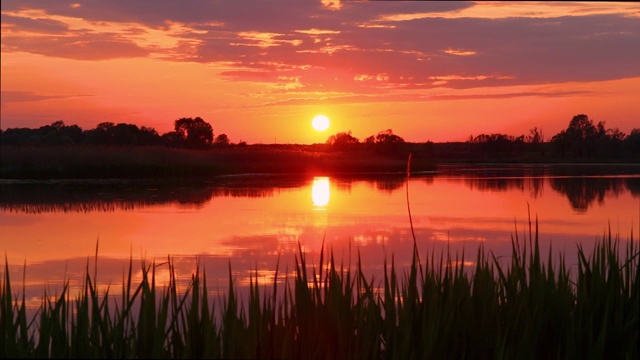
[624,128,640,159]
[161,131,183,148]
[598,127,626,158]
[553,114,599,157]
[36,120,82,145]
[370,129,406,155]
[551,114,629,159]
[214,133,231,147]
[82,122,161,146]
[326,131,359,149]
[112,123,140,145]
[0,128,30,145]
[375,129,405,145]
[173,117,213,149]
[468,133,525,157]
[525,127,545,156]
[84,122,116,145]
[526,127,544,144]
[139,126,161,146]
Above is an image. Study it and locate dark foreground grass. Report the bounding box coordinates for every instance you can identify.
[2,227,639,359]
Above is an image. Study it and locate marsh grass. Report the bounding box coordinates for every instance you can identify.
[1,226,639,359]
[0,145,434,179]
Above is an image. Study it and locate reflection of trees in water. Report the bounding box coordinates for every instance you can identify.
[458,173,637,212]
[464,178,524,192]
[335,181,352,192]
[547,164,640,177]
[375,178,405,192]
[441,165,546,198]
[462,177,545,198]
[529,178,544,198]
[549,177,628,212]
[2,172,637,214]
[442,165,640,204]
[0,175,426,213]
[0,183,280,214]
[371,175,434,193]
[626,178,640,197]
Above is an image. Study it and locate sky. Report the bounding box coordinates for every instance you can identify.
[1,1,639,144]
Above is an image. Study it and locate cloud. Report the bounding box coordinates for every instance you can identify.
[219,70,274,82]
[1,13,68,33]
[426,90,594,101]
[238,88,595,108]
[294,28,341,35]
[0,91,92,106]
[376,2,640,21]
[2,35,149,60]
[443,48,476,56]
[1,1,639,92]
[321,0,342,11]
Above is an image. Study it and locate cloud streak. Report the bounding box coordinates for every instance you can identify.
[0,91,92,106]
[239,89,596,108]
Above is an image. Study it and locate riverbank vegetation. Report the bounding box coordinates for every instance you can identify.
[1,114,639,179]
[0,144,436,179]
[2,226,638,358]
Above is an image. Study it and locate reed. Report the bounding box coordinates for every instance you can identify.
[1,226,638,359]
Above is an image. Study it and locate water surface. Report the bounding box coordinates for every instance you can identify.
[1,164,639,305]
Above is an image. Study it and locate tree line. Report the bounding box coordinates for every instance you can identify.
[323,114,639,160]
[460,114,639,160]
[325,129,407,153]
[1,114,639,160]
[0,117,236,149]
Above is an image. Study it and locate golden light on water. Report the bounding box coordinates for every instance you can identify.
[311,177,330,208]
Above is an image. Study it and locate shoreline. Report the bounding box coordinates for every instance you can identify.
[1,144,638,180]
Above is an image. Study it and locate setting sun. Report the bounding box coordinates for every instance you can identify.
[312,115,330,131]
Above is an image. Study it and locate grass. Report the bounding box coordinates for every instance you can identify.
[1,223,638,359]
[0,145,435,179]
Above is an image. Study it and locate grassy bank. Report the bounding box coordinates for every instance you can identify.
[2,144,638,180]
[2,225,638,358]
[0,145,434,179]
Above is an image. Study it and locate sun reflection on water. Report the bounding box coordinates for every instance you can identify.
[311,177,330,208]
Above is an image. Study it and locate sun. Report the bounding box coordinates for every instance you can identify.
[311,115,330,131]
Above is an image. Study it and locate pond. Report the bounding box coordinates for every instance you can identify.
[1,164,639,306]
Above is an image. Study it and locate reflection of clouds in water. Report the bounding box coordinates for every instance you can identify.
[6,222,621,315]
[311,177,330,208]
[429,230,488,243]
[276,226,304,242]
[353,234,389,246]
[237,269,279,287]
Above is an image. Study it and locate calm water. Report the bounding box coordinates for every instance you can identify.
[1,164,639,305]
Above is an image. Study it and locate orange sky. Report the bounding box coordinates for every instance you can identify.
[2,1,640,144]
